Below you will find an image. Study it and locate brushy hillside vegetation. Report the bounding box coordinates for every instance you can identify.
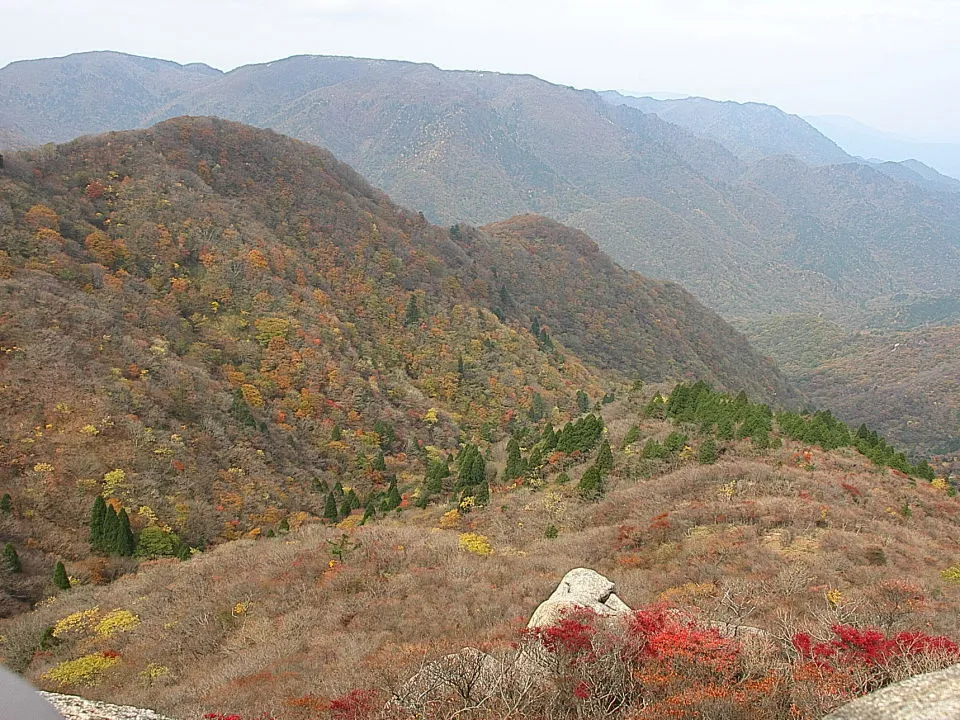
[0,117,793,616]
[2,381,959,720]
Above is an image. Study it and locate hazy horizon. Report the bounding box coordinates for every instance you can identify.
[2,0,958,144]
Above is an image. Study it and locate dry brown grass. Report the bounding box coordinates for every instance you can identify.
[4,403,960,718]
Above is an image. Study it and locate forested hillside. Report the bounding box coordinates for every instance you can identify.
[4,51,960,456]
[0,117,792,615]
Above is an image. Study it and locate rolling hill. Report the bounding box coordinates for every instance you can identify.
[0,117,794,618]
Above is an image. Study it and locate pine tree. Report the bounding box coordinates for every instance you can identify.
[529,393,546,421]
[362,496,377,522]
[3,543,22,573]
[116,509,136,557]
[505,438,525,480]
[530,315,541,338]
[698,437,719,465]
[0,493,11,514]
[596,439,613,474]
[339,495,353,520]
[405,295,420,325]
[324,492,339,521]
[474,480,490,506]
[372,451,387,472]
[52,561,70,590]
[330,424,342,441]
[541,424,557,451]
[89,496,107,552]
[101,504,120,554]
[577,465,605,501]
[382,479,401,512]
[576,390,590,414]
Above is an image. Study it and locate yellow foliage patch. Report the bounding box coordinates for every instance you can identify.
[458,532,493,556]
[42,652,120,687]
[94,609,140,638]
[52,608,100,639]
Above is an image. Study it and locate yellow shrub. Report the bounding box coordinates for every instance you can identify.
[52,608,100,639]
[240,384,264,408]
[438,509,460,529]
[42,652,120,687]
[94,609,140,638]
[458,533,493,556]
[102,468,127,497]
[139,663,170,683]
[940,566,960,583]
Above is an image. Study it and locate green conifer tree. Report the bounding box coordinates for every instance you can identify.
[405,295,420,325]
[330,424,342,441]
[116,509,136,557]
[505,438,525,480]
[382,479,402,511]
[101,504,120,554]
[596,439,614,474]
[577,465,605,501]
[0,493,11,514]
[529,393,546,421]
[52,561,71,590]
[3,543,22,574]
[324,492,339,521]
[474,480,490,506]
[698,437,719,465]
[89,496,107,552]
[372,451,387,472]
[577,390,590,414]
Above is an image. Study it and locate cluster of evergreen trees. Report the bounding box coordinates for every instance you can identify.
[322,480,362,522]
[88,496,136,556]
[657,382,935,479]
[455,444,489,505]
[556,414,605,454]
[417,458,451,508]
[577,439,613,501]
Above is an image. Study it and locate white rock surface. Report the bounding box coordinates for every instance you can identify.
[527,567,632,628]
[40,693,177,720]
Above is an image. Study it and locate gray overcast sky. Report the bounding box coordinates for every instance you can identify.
[3,0,957,142]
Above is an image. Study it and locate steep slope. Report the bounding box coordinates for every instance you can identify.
[0,117,793,615]
[0,52,222,146]
[1,383,955,720]
[476,215,793,400]
[600,92,852,166]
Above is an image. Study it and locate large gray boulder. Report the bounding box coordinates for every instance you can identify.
[824,664,960,720]
[527,568,631,628]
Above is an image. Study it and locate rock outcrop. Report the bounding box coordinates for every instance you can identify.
[527,567,632,629]
[823,664,960,720]
[391,567,629,714]
[388,646,505,711]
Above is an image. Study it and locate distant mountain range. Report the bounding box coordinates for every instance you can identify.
[806,114,960,183]
[2,50,960,453]
[2,52,958,318]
